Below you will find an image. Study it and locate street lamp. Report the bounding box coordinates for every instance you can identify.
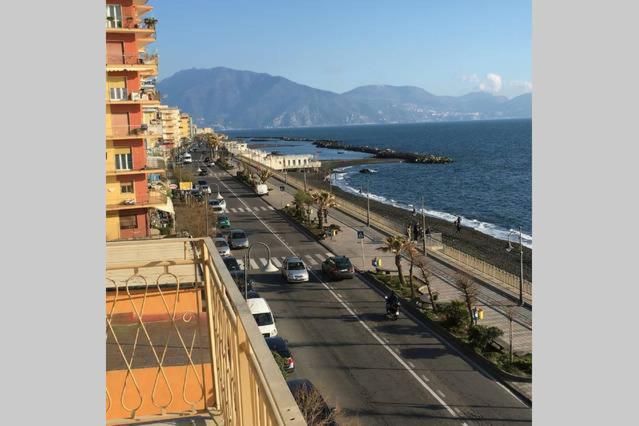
[507,227,525,306]
[244,242,279,300]
[359,169,371,227]
[213,183,223,200]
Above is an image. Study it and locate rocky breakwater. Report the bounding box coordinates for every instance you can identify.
[313,139,453,164]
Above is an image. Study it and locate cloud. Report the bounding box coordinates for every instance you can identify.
[485,73,502,93]
[460,73,531,97]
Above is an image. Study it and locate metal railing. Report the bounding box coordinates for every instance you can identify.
[106,238,305,425]
[238,156,533,299]
[107,52,158,66]
[107,124,161,138]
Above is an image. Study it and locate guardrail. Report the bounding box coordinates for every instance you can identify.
[105,238,305,425]
[237,156,532,299]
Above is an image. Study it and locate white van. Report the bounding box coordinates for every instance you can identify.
[255,183,268,196]
[183,153,192,164]
[247,298,277,337]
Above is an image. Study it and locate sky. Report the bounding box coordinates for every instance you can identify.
[151,0,531,98]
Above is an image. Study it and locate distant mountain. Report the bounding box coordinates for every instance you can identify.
[158,67,532,129]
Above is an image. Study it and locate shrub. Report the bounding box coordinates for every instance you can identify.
[467,325,504,354]
[271,351,289,379]
[440,300,469,332]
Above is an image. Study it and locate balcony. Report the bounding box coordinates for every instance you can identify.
[106,190,167,212]
[107,52,158,75]
[107,124,161,140]
[106,166,165,177]
[107,89,160,105]
[106,238,305,425]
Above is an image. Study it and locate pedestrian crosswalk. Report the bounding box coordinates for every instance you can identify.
[226,206,275,213]
[240,253,335,270]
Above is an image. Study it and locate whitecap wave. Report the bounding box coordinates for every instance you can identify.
[331,171,533,248]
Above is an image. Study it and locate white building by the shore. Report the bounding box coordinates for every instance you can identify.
[221,140,321,171]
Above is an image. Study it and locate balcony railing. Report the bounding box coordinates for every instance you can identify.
[107,124,161,139]
[107,52,158,66]
[106,238,305,425]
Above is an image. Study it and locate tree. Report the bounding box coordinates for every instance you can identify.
[293,190,313,222]
[415,256,438,311]
[256,168,272,184]
[289,383,338,426]
[467,325,503,354]
[403,240,419,299]
[377,235,408,287]
[310,190,337,229]
[456,273,478,328]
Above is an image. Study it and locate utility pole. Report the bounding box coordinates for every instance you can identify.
[205,195,209,237]
[421,196,427,254]
[366,175,370,227]
[518,226,524,306]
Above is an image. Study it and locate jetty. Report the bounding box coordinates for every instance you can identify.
[313,139,453,164]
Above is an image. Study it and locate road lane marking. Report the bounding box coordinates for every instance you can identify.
[325,252,334,258]
[271,257,282,267]
[268,206,274,210]
[314,254,326,262]
[304,255,318,265]
[408,361,416,368]
[258,258,268,267]
[230,208,237,213]
[421,375,430,382]
[237,207,245,212]
[383,337,390,343]
[216,175,459,417]
[249,259,259,270]
[437,390,446,398]
[261,206,268,211]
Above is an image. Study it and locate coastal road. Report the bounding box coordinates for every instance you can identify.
[187,153,532,425]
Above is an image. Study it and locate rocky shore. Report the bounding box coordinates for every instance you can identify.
[313,139,454,164]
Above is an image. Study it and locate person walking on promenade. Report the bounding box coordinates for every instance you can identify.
[455,216,462,233]
[413,222,419,241]
[406,224,412,241]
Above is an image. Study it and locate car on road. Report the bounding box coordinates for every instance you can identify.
[265,336,295,372]
[281,257,309,283]
[198,169,208,176]
[228,229,249,249]
[208,198,226,212]
[182,153,192,164]
[246,289,260,299]
[197,180,207,186]
[222,256,245,283]
[200,184,212,194]
[286,379,334,425]
[321,256,354,280]
[214,237,231,257]
[247,298,277,337]
[255,183,268,196]
[217,215,231,229]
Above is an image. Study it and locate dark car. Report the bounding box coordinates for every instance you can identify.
[321,256,354,280]
[265,336,295,372]
[246,289,260,299]
[286,379,335,425]
[197,180,207,186]
[222,256,245,284]
[198,170,208,176]
[204,157,210,163]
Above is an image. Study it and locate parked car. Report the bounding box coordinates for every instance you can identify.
[255,183,268,196]
[286,379,335,425]
[281,257,309,283]
[321,256,354,280]
[265,336,295,372]
[206,161,215,167]
[198,170,208,176]
[217,215,231,229]
[209,198,226,212]
[197,180,207,186]
[214,237,231,257]
[246,289,261,299]
[247,298,277,337]
[204,157,210,163]
[228,229,249,249]
[222,256,245,283]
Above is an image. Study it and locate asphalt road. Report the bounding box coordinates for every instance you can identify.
[184,151,532,425]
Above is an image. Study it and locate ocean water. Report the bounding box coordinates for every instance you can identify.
[227,119,532,247]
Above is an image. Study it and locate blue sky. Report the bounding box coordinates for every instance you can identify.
[152,0,531,98]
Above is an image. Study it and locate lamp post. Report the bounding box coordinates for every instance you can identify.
[359,170,371,227]
[213,183,223,200]
[421,196,427,255]
[244,242,279,300]
[507,227,525,306]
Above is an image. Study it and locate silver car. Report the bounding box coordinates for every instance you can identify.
[214,237,231,257]
[281,257,309,283]
[229,229,249,249]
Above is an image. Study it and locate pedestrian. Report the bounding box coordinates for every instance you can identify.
[426,226,431,235]
[472,306,479,325]
[406,224,412,241]
[413,222,419,240]
[456,216,462,233]
[323,208,328,224]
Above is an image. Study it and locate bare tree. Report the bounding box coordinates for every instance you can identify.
[404,241,418,299]
[415,256,437,311]
[456,273,478,327]
[290,384,340,426]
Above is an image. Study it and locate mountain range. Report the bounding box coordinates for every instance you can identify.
[157,67,531,129]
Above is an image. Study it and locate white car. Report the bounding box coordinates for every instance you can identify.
[208,198,226,212]
[281,257,309,283]
[214,237,231,257]
[247,298,278,338]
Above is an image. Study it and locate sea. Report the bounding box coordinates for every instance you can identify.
[226,118,532,248]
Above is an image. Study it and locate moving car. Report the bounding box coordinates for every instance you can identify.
[208,198,226,213]
[214,237,231,257]
[197,180,207,187]
[228,229,249,249]
[200,184,211,194]
[321,256,354,280]
[281,257,309,283]
[265,336,295,372]
[286,379,335,425]
[246,289,261,299]
[222,256,245,283]
[217,215,231,229]
[247,298,277,337]
[182,153,192,164]
[255,183,268,196]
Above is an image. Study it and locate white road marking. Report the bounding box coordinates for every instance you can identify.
[267,206,275,210]
[237,207,245,213]
[258,258,268,267]
[437,390,446,398]
[261,206,269,211]
[230,208,237,213]
[249,259,259,270]
[383,337,390,343]
[421,375,430,382]
[314,253,326,262]
[215,176,460,417]
[325,252,334,258]
[271,257,282,267]
[408,361,416,368]
[304,255,318,266]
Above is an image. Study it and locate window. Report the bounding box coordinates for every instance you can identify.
[115,152,133,170]
[109,87,127,101]
[119,214,138,230]
[106,4,122,28]
[120,182,134,193]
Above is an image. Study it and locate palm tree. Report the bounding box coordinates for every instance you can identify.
[311,190,336,229]
[377,235,408,287]
[256,168,272,184]
[293,190,313,222]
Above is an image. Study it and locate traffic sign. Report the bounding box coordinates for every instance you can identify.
[280,185,285,191]
[168,183,178,190]
[357,230,365,239]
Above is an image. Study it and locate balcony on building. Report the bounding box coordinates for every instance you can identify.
[107,87,161,105]
[106,189,168,212]
[106,51,158,76]
[107,123,162,141]
[106,238,305,425]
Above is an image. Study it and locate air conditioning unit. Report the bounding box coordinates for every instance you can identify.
[130,91,140,101]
